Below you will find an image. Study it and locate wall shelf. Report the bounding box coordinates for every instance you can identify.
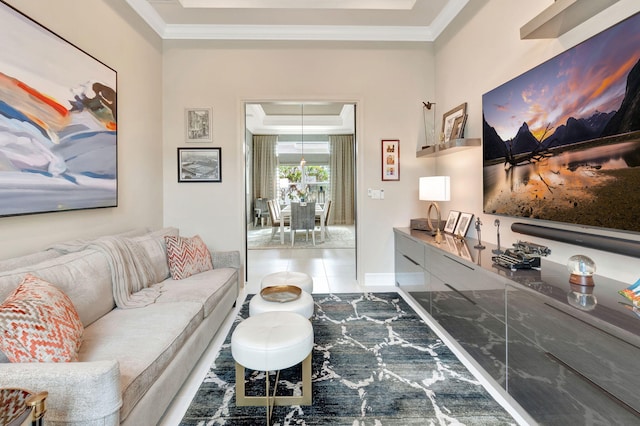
[520,0,619,39]
[416,137,481,158]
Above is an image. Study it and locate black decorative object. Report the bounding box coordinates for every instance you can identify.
[511,222,640,258]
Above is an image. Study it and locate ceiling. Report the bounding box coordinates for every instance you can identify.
[245,103,355,135]
[123,1,471,134]
[124,0,470,41]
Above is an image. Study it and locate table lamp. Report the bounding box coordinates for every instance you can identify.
[419,176,450,244]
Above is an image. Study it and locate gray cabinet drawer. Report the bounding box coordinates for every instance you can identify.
[506,284,640,416]
[395,233,425,268]
[429,250,501,291]
[394,251,426,286]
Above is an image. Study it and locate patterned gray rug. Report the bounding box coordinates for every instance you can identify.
[180,292,516,425]
[248,225,355,249]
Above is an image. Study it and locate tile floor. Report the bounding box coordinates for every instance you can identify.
[158,247,361,425]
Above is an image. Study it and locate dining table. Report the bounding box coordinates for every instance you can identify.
[280,203,325,244]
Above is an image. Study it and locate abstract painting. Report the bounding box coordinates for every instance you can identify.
[0,1,117,217]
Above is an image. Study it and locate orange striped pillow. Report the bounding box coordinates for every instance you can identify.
[0,274,84,363]
[164,235,213,280]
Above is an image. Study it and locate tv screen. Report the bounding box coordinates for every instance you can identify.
[483,13,640,233]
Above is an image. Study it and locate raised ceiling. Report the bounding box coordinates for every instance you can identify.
[124,0,469,41]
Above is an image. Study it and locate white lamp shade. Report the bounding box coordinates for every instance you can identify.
[419,176,450,201]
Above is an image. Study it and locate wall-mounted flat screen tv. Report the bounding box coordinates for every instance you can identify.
[483,13,640,233]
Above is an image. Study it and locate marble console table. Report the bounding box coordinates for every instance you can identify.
[394,227,640,425]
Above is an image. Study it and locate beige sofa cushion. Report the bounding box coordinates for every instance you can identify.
[79,301,203,421]
[0,249,114,327]
[127,227,179,284]
[156,267,238,317]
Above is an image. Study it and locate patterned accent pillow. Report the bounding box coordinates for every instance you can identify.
[164,235,213,280]
[0,274,84,363]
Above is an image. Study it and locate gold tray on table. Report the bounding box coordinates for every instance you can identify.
[260,285,302,303]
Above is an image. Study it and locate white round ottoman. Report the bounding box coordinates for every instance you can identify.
[261,271,314,294]
[249,291,314,319]
[231,311,313,412]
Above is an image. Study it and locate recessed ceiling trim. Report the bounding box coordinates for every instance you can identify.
[177,0,417,9]
[126,0,167,36]
[164,24,433,41]
[126,0,466,41]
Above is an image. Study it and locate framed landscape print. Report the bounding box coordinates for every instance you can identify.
[0,1,117,217]
[178,148,221,182]
[381,139,400,181]
[185,107,212,142]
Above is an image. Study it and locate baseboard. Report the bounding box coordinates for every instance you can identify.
[363,273,395,286]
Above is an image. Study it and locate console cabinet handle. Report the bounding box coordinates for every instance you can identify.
[402,254,420,266]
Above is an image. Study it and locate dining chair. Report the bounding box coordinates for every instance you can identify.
[253,198,269,227]
[316,200,332,236]
[290,202,316,246]
[267,200,284,240]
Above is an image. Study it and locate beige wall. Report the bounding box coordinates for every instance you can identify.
[0,0,164,259]
[3,0,638,285]
[162,41,435,283]
[434,0,640,283]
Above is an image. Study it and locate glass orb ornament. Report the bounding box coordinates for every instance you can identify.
[567,255,596,287]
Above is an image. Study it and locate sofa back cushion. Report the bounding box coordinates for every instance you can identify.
[0,249,114,327]
[127,227,179,284]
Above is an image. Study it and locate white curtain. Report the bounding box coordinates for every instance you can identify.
[252,135,278,200]
[329,134,355,225]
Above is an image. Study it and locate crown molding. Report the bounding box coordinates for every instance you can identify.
[125,0,468,41]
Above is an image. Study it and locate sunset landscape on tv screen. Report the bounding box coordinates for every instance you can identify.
[482,13,640,233]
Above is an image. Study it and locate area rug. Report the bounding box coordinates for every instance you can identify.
[248,225,355,250]
[180,292,516,425]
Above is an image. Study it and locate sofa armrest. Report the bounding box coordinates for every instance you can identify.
[210,249,241,270]
[0,360,121,425]
[210,249,243,290]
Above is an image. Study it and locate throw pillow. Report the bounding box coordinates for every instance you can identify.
[164,235,213,280]
[0,274,84,362]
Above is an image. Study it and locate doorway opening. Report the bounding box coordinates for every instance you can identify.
[244,102,357,291]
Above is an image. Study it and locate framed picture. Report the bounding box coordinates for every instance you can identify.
[185,107,212,142]
[450,114,467,140]
[442,103,467,143]
[0,2,117,218]
[444,210,460,234]
[178,147,221,182]
[454,212,474,237]
[381,139,400,181]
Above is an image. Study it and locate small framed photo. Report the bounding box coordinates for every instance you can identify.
[442,102,467,143]
[381,139,400,181]
[178,147,221,182]
[450,114,467,140]
[444,210,460,234]
[454,212,474,237]
[185,107,212,142]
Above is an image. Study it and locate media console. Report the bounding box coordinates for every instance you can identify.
[394,227,640,425]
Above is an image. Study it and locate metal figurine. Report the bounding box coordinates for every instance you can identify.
[474,218,486,249]
[492,219,504,255]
